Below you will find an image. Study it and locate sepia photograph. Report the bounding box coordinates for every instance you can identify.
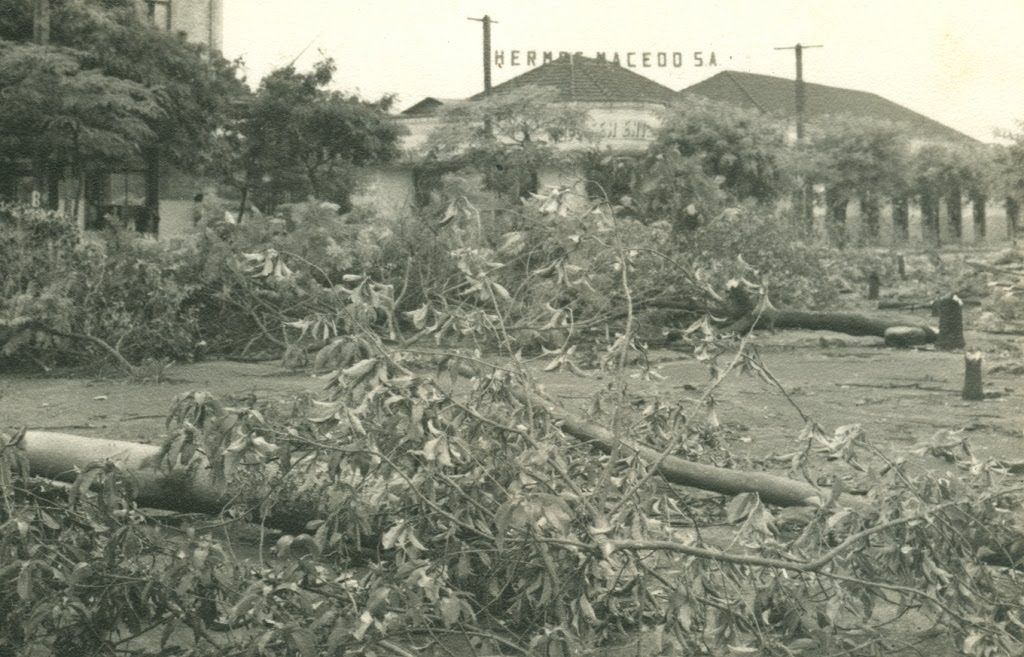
[1,1,1024,655]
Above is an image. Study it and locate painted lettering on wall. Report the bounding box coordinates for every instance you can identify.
[492,50,718,69]
[595,120,653,141]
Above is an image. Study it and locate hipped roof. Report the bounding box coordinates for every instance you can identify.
[679,70,977,143]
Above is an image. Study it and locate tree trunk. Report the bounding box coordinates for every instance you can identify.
[895,252,907,278]
[962,351,984,401]
[724,308,937,342]
[22,431,318,533]
[502,385,867,510]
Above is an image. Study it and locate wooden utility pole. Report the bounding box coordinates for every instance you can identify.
[467,15,497,96]
[776,43,821,236]
[774,43,822,142]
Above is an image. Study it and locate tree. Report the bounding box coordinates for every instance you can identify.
[425,85,595,201]
[0,0,244,175]
[0,42,161,217]
[211,58,404,215]
[909,142,994,243]
[651,97,790,204]
[804,115,910,245]
[994,122,1024,240]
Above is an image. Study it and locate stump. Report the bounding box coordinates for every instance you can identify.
[867,271,881,300]
[932,295,966,350]
[962,351,984,401]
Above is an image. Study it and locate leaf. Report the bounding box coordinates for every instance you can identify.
[276,535,295,558]
[725,492,758,524]
[439,596,462,626]
[578,595,598,625]
[287,628,318,657]
[17,563,32,601]
[405,304,429,330]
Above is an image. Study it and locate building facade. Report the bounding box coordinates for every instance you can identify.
[361,58,1010,246]
[357,56,674,217]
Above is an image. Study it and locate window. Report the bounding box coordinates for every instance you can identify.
[85,170,157,234]
[146,0,171,31]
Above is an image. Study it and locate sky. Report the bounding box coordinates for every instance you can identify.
[222,0,1024,143]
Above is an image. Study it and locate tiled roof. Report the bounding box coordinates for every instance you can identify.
[680,70,977,143]
[470,55,679,105]
[400,97,466,116]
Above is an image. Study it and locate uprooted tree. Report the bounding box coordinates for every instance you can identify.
[4,178,1024,657]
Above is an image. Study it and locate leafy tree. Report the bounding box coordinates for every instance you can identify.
[909,142,994,243]
[0,42,160,216]
[803,116,911,244]
[425,85,595,201]
[0,0,244,174]
[651,97,790,204]
[993,122,1024,239]
[214,58,405,215]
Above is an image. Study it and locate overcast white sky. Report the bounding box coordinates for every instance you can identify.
[222,0,1024,143]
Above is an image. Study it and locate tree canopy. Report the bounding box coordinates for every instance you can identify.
[0,0,244,175]
[425,86,595,200]
[0,42,160,171]
[212,58,405,213]
[652,98,790,204]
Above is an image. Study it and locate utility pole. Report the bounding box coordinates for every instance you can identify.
[774,43,822,142]
[467,15,497,96]
[775,43,822,237]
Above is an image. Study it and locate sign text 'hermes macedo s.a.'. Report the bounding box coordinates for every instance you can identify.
[493,50,719,69]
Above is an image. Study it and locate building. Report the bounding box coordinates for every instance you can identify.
[680,70,1006,244]
[357,55,677,216]
[680,70,976,145]
[362,58,1008,245]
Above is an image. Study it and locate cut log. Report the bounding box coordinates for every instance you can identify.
[884,326,935,348]
[962,351,985,401]
[720,283,936,342]
[22,431,317,532]
[502,384,868,510]
[724,308,938,342]
[932,295,966,350]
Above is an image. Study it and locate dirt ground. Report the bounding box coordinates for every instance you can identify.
[2,307,1020,466]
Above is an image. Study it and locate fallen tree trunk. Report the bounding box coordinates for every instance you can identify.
[501,381,869,510]
[719,284,937,342]
[22,430,317,533]
[724,308,938,342]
